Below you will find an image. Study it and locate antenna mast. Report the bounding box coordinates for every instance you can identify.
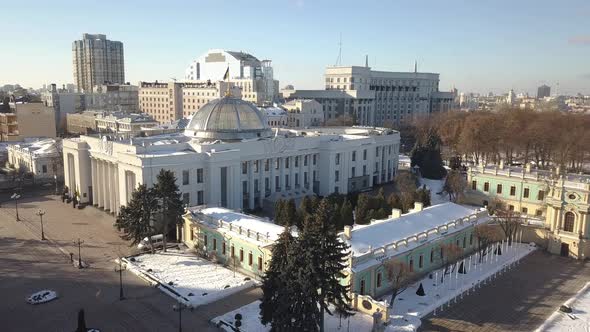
[335,33,342,66]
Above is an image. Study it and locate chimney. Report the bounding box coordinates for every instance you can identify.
[413,202,424,212]
[499,160,504,169]
[390,208,401,219]
[343,225,352,240]
[525,163,531,173]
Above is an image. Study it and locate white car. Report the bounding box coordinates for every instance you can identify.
[137,234,164,250]
[26,290,58,305]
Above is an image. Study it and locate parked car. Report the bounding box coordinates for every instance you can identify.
[137,234,164,250]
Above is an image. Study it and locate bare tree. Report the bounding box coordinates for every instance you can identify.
[437,243,463,282]
[383,260,414,308]
[442,170,467,202]
[473,224,501,263]
[491,200,522,246]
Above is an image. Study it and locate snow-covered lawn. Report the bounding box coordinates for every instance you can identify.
[124,250,258,307]
[418,177,448,206]
[212,300,374,332]
[535,281,590,332]
[381,242,537,331]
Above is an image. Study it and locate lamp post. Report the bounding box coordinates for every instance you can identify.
[74,238,85,269]
[36,209,46,240]
[54,174,58,195]
[115,259,126,300]
[11,193,21,221]
[172,301,192,332]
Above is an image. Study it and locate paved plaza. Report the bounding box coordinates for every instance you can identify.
[420,250,590,332]
[0,189,260,332]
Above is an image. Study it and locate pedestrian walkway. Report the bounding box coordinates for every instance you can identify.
[420,250,590,332]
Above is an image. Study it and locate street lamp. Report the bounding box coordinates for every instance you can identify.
[115,259,126,301]
[11,193,21,221]
[36,209,46,240]
[54,174,58,195]
[74,238,85,269]
[172,301,192,332]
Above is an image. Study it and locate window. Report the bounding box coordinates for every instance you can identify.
[295,156,299,167]
[440,247,444,259]
[182,170,189,185]
[469,234,473,245]
[204,234,208,247]
[275,158,280,170]
[285,175,289,188]
[42,165,47,173]
[363,149,367,160]
[472,181,477,190]
[190,228,194,241]
[242,181,248,194]
[275,176,280,190]
[363,165,367,176]
[538,190,544,200]
[240,248,244,262]
[409,258,414,272]
[418,254,424,269]
[242,162,248,174]
[536,209,543,217]
[264,159,269,171]
[496,184,502,194]
[483,200,489,207]
[197,191,204,205]
[462,237,466,248]
[231,245,235,258]
[522,207,528,214]
[197,168,204,183]
[304,155,308,166]
[285,157,290,169]
[510,186,516,196]
[258,256,263,271]
[351,167,356,177]
[352,151,356,161]
[254,160,259,173]
[430,249,434,263]
[213,238,217,251]
[335,153,340,165]
[523,188,529,198]
[248,252,253,266]
[484,182,489,192]
[335,170,340,182]
[509,205,514,211]
[564,212,575,232]
[313,154,317,165]
[222,241,226,255]
[376,272,382,288]
[182,193,189,205]
[334,186,339,194]
[360,279,366,295]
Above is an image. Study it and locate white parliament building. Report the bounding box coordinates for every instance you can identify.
[63,97,400,215]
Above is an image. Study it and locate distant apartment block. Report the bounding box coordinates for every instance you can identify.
[1,103,56,141]
[537,85,551,99]
[73,33,125,92]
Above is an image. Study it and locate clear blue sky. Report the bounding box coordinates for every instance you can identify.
[2,0,589,95]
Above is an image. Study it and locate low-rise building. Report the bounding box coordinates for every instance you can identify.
[283,99,324,128]
[7,138,62,180]
[1,102,56,141]
[181,206,284,278]
[465,163,590,259]
[95,112,158,135]
[261,106,287,127]
[66,111,100,135]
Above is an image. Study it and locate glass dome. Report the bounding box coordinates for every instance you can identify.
[184,96,272,140]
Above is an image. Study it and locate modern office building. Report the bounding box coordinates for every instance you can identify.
[290,63,454,127]
[63,96,400,215]
[465,163,590,259]
[185,49,278,105]
[537,85,551,99]
[72,33,125,92]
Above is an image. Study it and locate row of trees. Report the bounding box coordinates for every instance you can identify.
[115,169,184,252]
[274,172,432,231]
[410,108,590,172]
[260,198,353,331]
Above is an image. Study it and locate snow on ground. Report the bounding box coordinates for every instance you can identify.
[535,281,590,332]
[212,243,536,332]
[212,300,374,332]
[379,242,537,331]
[124,250,258,307]
[418,177,448,206]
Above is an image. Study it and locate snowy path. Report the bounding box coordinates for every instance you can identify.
[535,281,590,332]
[124,251,258,307]
[384,242,537,331]
[418,177,448,206]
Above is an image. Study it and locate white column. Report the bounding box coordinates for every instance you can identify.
[97,161,104,208]
[103,161,111,211]
[113,165,119,214]
[109,163,116,214]
[91,158,98,205]
[248,161,255,210]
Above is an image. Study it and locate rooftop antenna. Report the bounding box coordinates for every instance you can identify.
[335,33,342,66]
[365,55,368,68]
[414,60,417,73]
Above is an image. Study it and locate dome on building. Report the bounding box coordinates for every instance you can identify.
[184,96,272,140]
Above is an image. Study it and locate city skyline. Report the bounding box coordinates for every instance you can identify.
[2,0,590,95]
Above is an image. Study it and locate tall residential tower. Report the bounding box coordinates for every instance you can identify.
[72,34,125,93]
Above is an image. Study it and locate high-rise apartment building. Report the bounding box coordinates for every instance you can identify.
[537,85,551,99]
[72,33,125,93]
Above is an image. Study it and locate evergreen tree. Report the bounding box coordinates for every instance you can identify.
[260,228,297,331]
[115,184,157,248]
[285,199,299,228]
[299,196,313,222]
[154,169,185,252]
[274,200,286,225]
[296,198,353,331]
[355,194,371,225]
[340,200,354,227]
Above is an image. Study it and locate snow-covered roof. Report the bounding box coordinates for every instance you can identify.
[344,203,489,261]
[188,207,286,246]
[8,138,60,157]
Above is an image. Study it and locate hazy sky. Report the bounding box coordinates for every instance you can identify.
[2,0,589,95]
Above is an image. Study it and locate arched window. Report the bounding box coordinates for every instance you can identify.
[564,212,575,233]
